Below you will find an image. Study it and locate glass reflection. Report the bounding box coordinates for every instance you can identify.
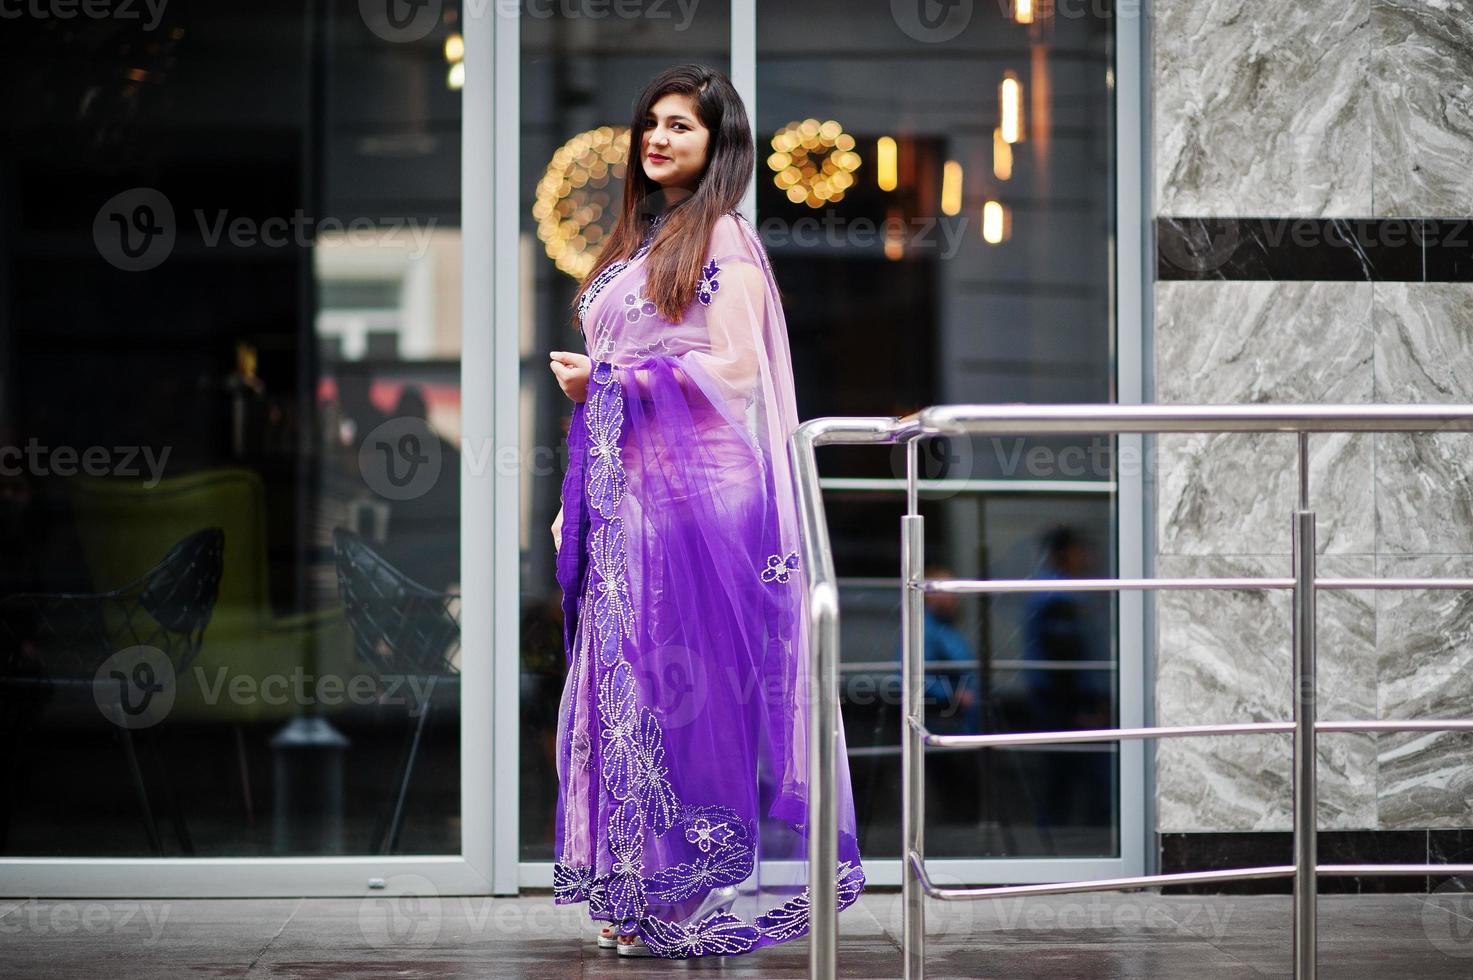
[518,0,732,863]
[756,0,1119,859]
[0,0,464,856]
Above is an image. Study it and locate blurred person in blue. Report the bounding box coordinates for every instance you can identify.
[1017,524,1114,839]
[894,563,980,736]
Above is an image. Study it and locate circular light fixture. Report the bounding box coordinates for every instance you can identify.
[533,126,630,279]
[767,118,861,209]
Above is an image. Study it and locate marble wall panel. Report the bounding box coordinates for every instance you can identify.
[1155,281,1374,556]
[1155,0,1372,217]
[1372,0,1473,216]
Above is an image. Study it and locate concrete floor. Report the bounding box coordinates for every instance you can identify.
[3,889,1472,978]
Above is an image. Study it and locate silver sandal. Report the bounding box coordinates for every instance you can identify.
[615,933,654,957]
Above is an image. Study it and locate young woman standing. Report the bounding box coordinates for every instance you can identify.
[546,64,865,960]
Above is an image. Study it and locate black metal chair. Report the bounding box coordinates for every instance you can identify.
[332,527,460,854]
[0,527,225,854]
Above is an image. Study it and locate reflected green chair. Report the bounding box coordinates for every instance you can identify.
[67,468,357,725]
[66,468,358,823]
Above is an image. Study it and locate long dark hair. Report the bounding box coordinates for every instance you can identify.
[570,64,754,329]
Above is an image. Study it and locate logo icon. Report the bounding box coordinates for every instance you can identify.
[890,0,973,43]
[358,873,443,947]
[360,0,442,43]
[93,188,176,272]
[889,433,975,500]
[1424,876,1473,958]
[359,417,443,501]
[1158,217,1242,275]
[93,645,175,730]
[637,643,708,731]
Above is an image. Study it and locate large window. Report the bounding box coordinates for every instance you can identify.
[0,0,464,858]
[755,0,1119,860]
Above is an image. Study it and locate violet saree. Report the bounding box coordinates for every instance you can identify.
[552,209,865,958]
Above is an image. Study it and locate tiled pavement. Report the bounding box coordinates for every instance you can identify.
[2,889,1472,978]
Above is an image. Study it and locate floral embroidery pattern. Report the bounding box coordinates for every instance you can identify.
[590,524,633,665]
[553,862,595,904]
[623,287,659,325]
[628,336,673,359]
[761,550,800,584]
[606,799,648,922]
[753,860,866,942]
[697,259,721,305]
[646,804,754,903]
[686,816,735,853]
[585,370,626,519]
[577,213,666,326]
[642,910,760,958]
[598,662,680,833]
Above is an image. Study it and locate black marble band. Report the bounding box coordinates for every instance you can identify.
[1157,217,1473,282]
[1160,831,1473,894]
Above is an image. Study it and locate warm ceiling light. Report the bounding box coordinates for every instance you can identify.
[993,128,1013,180]
[447,61,465,91]
[1014,0,1033,23]
[982,200,1010,244]
[877,136,897,192]
[940,160,963,216]
[1000,74,1023,144]
[884,209,905,260]
[444,32,464,62]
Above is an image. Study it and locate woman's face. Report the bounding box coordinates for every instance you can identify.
[640,91,710,193]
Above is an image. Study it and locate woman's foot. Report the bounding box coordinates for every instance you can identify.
[596,924,618,949]
[615,932,654,957]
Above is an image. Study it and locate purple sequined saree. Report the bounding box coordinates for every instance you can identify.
[552,210,864,958]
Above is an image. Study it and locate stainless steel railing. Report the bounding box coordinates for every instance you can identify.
[789,404,1473,980]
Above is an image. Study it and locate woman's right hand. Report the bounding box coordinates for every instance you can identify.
[551,504,564,553]
[549,351,592,403]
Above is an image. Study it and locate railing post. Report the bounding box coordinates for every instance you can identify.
[809,578,839,980]
[1292,494,1318,977]
[902,438,926,980]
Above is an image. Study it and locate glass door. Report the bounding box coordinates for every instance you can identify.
[0,0,491,897]
[510,0,1147,889]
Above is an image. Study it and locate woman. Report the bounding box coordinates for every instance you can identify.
[546,64,865,959]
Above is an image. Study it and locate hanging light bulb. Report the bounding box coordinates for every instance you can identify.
[877,136,897,192]
[993,127,1013,180]
[940,160,963,216]
[1000,73,1024,144]
[982,200,1010,244]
